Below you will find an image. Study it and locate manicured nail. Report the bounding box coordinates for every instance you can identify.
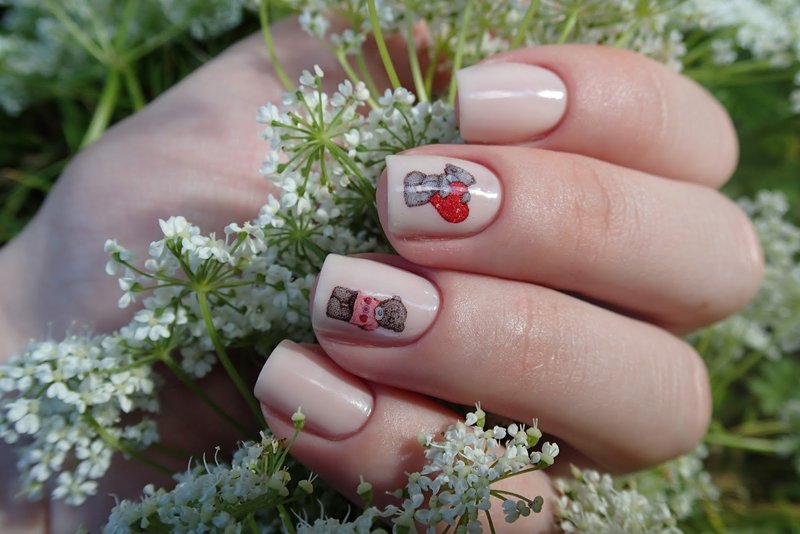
[385,155,502,238]
[457,62,568,144]
[255,340,373,439]
[312,255,439,345]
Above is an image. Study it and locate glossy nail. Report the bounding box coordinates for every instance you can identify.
[385,155,502,238]
[457,62,568,144]
[312,255,439,345]
[254,340,373,439]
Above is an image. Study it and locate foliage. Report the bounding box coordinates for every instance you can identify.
[0,0,799,532]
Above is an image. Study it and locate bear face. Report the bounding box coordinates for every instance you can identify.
[375,296,407,332]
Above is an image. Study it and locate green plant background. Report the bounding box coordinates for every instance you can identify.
[1,7,799,532]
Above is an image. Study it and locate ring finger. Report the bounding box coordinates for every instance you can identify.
[310,254,711,472]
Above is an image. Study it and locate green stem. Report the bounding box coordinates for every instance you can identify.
[557,5,581,44]
[43,0,108,64]
[684,60,781,82]
[81,68,121,147]
[122,24,187,63]
[196,291,265,428]
[727,500,800,519]
[368,0,402,89]
[403,0,428,102]
[712,352,762,409]
[335,50,379,109]
[510,0,540,48]
[160,352,252,436]
[85,414,172,475]
[113,0,138,49]
[85,1,113,53]
[491,488,533,502]
[613,20,640,48]
[277,504,296,534]
[485,509,497,534]
[424,35,448,97]
[704,430,784,454]
[355,52,382,102]
[122,64,146,110]
[448,0,475,107]
[150,442,196,461]
[259,0,294,90]
[732,419,790,437]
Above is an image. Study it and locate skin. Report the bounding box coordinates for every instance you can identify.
[0,20,763,534]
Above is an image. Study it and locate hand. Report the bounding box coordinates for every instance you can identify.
[255,46,764,532]
[0,19,373,533]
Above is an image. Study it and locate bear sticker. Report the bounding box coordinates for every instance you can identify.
[403,163,476,223]
[326,286,407,332]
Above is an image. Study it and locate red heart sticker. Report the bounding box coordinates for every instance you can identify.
[430,181,469,223]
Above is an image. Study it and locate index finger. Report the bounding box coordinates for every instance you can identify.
[457,45,738,187]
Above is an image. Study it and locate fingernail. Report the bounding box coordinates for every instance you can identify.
[457,62,567,144]
[255,340,373,439]
[312,255,439,345]
[385,155,502,238]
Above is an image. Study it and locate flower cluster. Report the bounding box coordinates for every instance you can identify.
[555,447,718,534]
[289,0,800,112]
[0,335,159,505]
[0,0,252,114]
[690,191,800,362]
[0,64,458,507]
[405,409,558,530]
[104,429,316,533]
[109,215,316,357]
[2,0,800,531]
[296,406,558,533]
[257,67,458,269]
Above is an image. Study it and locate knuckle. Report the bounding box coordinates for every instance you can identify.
[565,159,652,266]
[486,290,580,401]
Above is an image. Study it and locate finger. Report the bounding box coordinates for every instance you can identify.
[378,146,763,330]
[255,341,557,533]
[456,45,738,187]
[310,255,711,472]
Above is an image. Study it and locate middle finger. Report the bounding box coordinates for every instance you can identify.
[378,145,763,330]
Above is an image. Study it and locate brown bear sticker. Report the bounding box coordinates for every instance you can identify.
[326,286,407,332]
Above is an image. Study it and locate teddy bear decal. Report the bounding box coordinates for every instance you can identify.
[326,286,408,332]
[403,163,476,223]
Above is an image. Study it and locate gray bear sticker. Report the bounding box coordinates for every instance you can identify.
[326,286,407,332]
[403,164,476,223]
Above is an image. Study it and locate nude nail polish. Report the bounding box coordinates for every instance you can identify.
[312,255,439,345]
[254,340,373,439]
[385,155,502,238]
[457,62,568,144]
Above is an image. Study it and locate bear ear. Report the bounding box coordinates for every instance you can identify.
[403,170,426,187]
[444,164,476,186]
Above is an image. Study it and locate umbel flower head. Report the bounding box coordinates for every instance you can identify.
[0,335,159,505]
[297,405,558,533]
